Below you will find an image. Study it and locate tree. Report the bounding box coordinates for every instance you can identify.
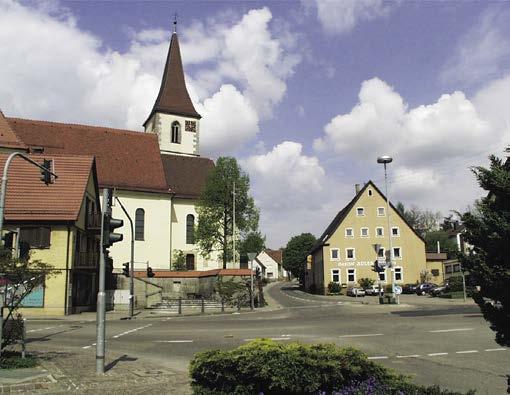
[283,233,316,283]
[460,154,510,346]
[196,157,259,269]
[424,230,458,257]
[396,201,441,235]
[172,250,186,271]
[238,231,266,263]
[358,277,375,289]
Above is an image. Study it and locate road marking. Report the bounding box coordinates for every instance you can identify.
[396,354,421,358]
[27,324,64,333]
[339,333,383,338]
[456,350,478,354]
[112,324,152,339]
[485,348,506,352]
[429,328,473,333]
[243,337,293,341]
[368,356,388,360]
[428,352,448,356]
[82,343,96,349]
[154,340,193,343]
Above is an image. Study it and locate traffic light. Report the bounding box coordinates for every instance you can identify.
[40,159,53,185]
[102,213,124,248]
[147,266,155,278]
[122,262,130,277]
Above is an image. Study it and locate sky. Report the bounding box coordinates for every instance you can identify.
[1,0,509,248]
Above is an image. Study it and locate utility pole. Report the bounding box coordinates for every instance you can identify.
[115,197,134,319]
[232,181,236,268]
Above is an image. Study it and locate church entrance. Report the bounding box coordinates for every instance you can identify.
[186,254,195,270]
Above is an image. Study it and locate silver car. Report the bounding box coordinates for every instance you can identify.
[346,287,366,297]
[364,285,384,296]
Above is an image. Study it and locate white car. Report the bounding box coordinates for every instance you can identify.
[364,285,384,296]
[346,287,365,297]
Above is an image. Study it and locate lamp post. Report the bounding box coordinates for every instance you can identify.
[377,155,396,303]
[247,252,257,310]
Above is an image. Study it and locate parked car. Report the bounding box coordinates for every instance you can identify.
[415,283,438,295]
[347,287,365,297]
[430,281,450,297]
[402,283,418,294]
[364,285,384,296]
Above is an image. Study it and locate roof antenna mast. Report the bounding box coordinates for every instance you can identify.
[173,12,178,34]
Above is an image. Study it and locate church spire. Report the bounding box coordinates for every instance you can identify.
[144,28,201,126]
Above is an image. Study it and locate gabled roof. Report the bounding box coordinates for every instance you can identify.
[6,117,170,194]
[144,32,200,125]
[0,153,96,222]
[311,180,425,254]
[161,154,214,199]
[0,110,27,150]
[264,249,283,264]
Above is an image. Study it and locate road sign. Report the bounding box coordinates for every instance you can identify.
[394,286,402,295]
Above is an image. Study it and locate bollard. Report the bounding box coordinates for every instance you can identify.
[21,318,26,359]
[237,301,241,312]
[178,297,182,315]
[201,297,205,314]
[0,307,3,357]
[221,299,225,313]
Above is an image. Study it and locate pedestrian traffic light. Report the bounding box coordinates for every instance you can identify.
[102,213,124,248]
[40,159,53,185]
[122,262,130,277]
[147,266,155,278]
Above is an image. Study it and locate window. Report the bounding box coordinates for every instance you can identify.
[377,207,385,217]
[453,263,461,272]
[431,269,440,277]
[345,228,354,238]
[186,214,195,244]
[376,227,384,237]
[391,227,400,237]
[378,270,386,282]
[347,268,356,283]
[360,227,369,238]
[331,269,340,283]
[330,248,340,260]
[377,247,385,258]
[171,121,181,144]
[19,227,51,248]
[445,265,453,274]
[356,207,365,216]
[186,254,195,270]
[346,248,355,260]
[393,247,402,259]
[135,208,145,241]
[368,189,373,196]
[394,267,403,282]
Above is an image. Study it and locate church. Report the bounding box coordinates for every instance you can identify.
[0,28,224,273]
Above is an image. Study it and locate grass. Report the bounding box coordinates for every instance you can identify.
[0,351,38,369]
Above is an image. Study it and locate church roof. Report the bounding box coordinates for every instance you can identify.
[144,32,201,125]
[0,110,27,150]
[160,154,214,199]
[7,117,170,194]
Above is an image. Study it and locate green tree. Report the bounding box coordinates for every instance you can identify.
[196,157,259,269]
[460,154,510,346]
[396,201,441,235]
[283,233,316,283]
[238,231,266,263]
[358,277,375,289]
[424,230,458,257]
[172,250,186,271]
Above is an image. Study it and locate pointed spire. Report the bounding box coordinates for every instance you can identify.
[144,29,201,126]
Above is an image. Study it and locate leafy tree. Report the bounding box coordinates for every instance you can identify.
[358,277,375,289]
[424,230,458,257]
[460,154,510,346]
[283,233,316,283]
[172,250,186,271]
[238,231,266,263]
[196,157,259,269]
[396,201,441,235]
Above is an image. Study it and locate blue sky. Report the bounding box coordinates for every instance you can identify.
[1,0,509,247]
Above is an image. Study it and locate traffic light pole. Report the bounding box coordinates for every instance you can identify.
[96,188,109,374]
[115,197,134,319]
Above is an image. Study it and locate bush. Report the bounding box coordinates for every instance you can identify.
[448,276,464,292]
[327,282,341,294]
[0,351,37,369]
[358,278,375,289]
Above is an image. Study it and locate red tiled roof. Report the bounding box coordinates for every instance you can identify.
[133,268,252,278]
[265,249,283,264]
[7,117,170,194]
[161,154,214,198]
[0,111,26,150]
[144,32,200,124]
[0,153,96,222]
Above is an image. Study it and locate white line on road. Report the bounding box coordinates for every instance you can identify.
[396,354,421,358]
[82,343,96,349]
[456,350,478,354]
[243,337,293,341]
[428,352,448,356]
[154,340,193,343]
[112,324,152,339]
[429,328,473,333]
[27,325,64,333]
[367,356,388,360]
[339,333,383,338]
[485,348,506,352]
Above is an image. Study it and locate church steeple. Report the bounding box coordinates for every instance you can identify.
[144,27,201,157]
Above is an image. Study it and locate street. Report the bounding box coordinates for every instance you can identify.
[25,282,509,394]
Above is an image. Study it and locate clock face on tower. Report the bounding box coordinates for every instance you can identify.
[185,120,197,133]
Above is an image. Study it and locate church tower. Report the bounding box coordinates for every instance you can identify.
[144,25,201,157]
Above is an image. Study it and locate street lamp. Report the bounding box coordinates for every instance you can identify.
[377,155,397,303]
[247,252,257,310]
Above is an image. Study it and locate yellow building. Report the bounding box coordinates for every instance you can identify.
[1,153,100,315]
[306,181,427,294]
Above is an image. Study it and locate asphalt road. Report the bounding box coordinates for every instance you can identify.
[24,282,509,394]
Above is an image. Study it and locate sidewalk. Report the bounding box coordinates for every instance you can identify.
[0,346,191,394]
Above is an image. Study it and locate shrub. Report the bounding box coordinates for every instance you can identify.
[0,351,37,369]
[448,276,464,292]
[327,282,341,294]
[358,278,375,289]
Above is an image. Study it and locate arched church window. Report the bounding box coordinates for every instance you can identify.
[171,121,181,144]
[186,214,195,244]
[135,208,145,241]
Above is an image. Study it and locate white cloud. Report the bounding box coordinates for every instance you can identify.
[0,2,300,156]
[305,0,395,35]
[441,7,510,86]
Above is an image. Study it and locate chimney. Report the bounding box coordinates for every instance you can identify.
[355,184,361,194]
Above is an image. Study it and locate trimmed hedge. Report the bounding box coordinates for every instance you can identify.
[189,340,474,395]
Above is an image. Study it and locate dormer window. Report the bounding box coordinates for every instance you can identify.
[171,121,181,144]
